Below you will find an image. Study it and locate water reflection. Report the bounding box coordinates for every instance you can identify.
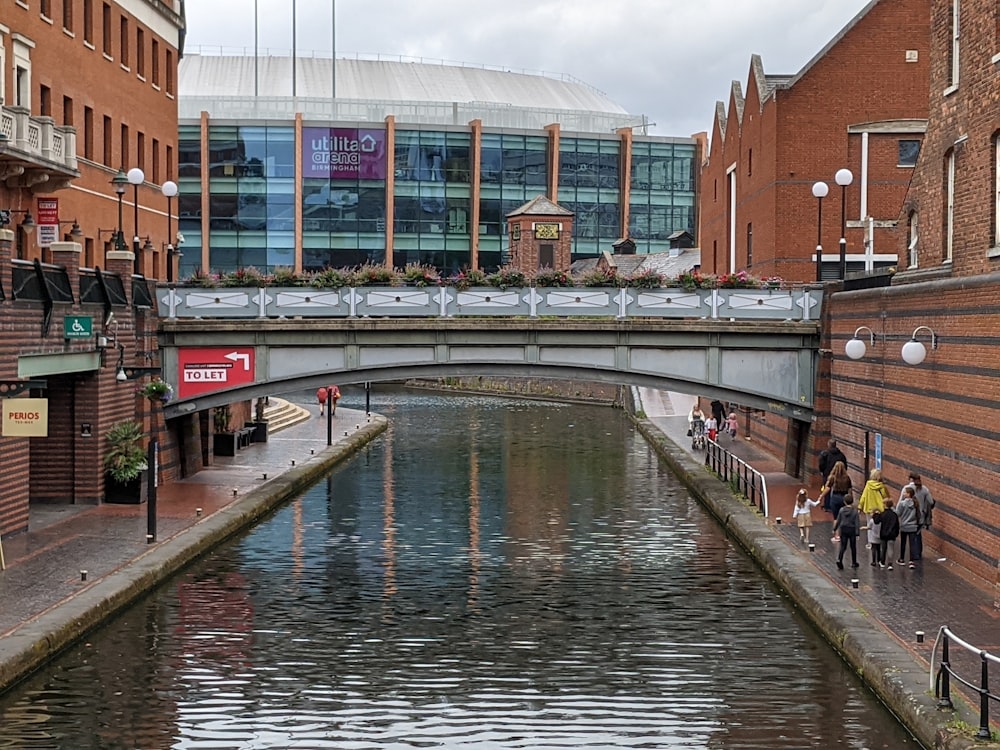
[0,389,920,748]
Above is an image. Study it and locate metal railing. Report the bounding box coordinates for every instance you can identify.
[932,626,1000,740]
[704,439,769,516]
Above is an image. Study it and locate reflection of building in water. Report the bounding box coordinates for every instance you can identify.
[178,54,699,275]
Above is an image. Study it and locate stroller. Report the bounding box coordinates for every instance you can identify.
[690,418,706,450]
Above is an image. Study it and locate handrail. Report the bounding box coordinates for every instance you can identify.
[703,438,769,516]
[931,625,1000,740]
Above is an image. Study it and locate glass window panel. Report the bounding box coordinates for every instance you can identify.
[267,127,295,178]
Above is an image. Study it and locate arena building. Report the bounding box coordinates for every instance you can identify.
[176,52,701,276]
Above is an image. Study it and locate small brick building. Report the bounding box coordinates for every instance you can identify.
[506,195,574,273]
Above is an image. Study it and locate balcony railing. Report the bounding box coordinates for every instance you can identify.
[0,105,79,177]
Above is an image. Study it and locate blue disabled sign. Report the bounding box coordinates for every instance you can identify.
[64,315,93,339]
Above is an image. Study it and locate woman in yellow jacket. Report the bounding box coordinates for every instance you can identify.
[857,468,890,528]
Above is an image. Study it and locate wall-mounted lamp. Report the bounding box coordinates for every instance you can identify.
[901,325,938,366]
[844,326,877,360]
[0,209,36,234]
[114,343,161,382]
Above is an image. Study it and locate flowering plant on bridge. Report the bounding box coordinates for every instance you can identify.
[402,263,439,287]
[532,268,573,287]
[486,267,528,289]
[445,268,488,291]
[138,378,173,404]
[351,263,401,286]
[627,269,665,289]
[675,270,785,291]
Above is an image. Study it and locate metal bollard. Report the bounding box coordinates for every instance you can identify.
[808,543,815,552]
[851,578,859,589]
[232,488,238,496]
[916,631,924,643]
[196,507,202,517]
[80,570,88,581]
[775,517,782,525]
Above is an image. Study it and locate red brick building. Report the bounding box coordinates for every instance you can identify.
[823,0,999,587]
[698,0,931,282]
[0,1,185,537]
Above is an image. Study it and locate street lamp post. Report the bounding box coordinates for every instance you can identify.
[835,168,854,280]
[127,167,145,272]
[811,181,829,282]
[111,169,129,254]
[161,180,178,282]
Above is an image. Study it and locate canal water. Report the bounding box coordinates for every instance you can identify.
[0,390,920,749]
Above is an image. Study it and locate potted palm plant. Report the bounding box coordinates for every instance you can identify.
[103,420,148,503]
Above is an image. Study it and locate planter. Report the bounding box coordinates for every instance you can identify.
[246,420,268,443]
[104,472,146,504]
[213,432,238,456]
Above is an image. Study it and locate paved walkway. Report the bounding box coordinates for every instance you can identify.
[0,405,374,639]
[642,388,999,728]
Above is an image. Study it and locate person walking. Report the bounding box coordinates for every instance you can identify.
[878,500,899,570]
[792,489,821,544]
[867,507,883,567]
[825,461,853,522]
[316,387,328,417]
[896,486,921,568]
[818,439,848,483]
[901,472,934,561]
[833,496,861,569]
[857,468,890,530]
[704,414,718,442]
[879,499,900,569]
[710,400,725,431]
[316,385,341,417]
[687,403,705,436]
[726,410,739,439]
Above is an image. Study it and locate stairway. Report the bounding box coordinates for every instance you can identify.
[261,397,311,434]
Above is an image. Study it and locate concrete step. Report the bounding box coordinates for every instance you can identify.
[261,397,311,434]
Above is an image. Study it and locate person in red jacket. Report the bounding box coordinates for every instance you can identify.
[317,385,341,417]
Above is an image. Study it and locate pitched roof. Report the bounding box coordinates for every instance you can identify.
[506,194,574,217]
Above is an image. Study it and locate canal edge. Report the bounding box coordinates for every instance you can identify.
[0,417,388,696]
[632,415,990,750]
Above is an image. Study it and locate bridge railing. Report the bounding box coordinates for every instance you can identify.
[704,439,769,516]
[932,626,1000,740]
[156,285,823,322]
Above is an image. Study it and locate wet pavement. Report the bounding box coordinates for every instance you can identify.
[0,389,997,745]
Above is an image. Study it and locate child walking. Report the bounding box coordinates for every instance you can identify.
[726,411,739,439]
[868,507,884,567]
[792,488,820,544]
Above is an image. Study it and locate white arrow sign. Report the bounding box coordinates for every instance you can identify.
[225,351,251,370]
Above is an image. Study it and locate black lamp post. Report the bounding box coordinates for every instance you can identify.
[127,167,145,272]
[835,168,854,280]
[161,180,178,282]
[811,181,828,282]
[111,169,129,254]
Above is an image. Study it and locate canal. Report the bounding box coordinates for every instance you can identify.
[0,389,919,748]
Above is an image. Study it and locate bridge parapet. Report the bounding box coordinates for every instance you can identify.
[157,285,823,322]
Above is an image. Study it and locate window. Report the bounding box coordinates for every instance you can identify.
[137,131,145,171]
[898,140,920,167]
[944,149,955,262]
[948,0,960,88]
[63,0,73,31]
[84,106,94,159]
[83,0,93,44]
[120,123,129,167]
[102,114,112,164]
[136,28,144,77]
[165,49,174,95]
[39,84,51,116]
[907,210,918,268]
[152,137,160,183]
[151,39,159,86]
[166,143,173,180]
[120,16,128,67]
[63,95,73,126]
[993,133,1000,247]
[102,3,111,56]
[747,148,752,177]
[41,0,51,18]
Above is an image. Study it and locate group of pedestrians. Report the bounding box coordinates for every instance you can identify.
[690,401,739,441]
[798,439,935,572]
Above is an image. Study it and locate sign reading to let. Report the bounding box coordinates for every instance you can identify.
[2,398,49,437]
[177,347,256,399]
[64,315,93,339]
[37,198,59,249]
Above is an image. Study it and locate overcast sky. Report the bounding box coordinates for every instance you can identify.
[184,0,873,138]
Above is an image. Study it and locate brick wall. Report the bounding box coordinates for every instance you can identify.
[699,0,931,281]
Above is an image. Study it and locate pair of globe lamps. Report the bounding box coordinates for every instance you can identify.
[844,325,938,366]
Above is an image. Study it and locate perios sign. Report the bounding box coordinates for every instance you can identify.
[177,347,256,399]
[302,127,386,180]
[2,398,49,437]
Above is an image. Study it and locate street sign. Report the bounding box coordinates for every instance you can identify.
[177,347,256,399]
[874,432,882,470]
[64,315,93,339]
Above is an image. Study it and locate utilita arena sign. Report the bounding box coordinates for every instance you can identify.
[302,128,386,180]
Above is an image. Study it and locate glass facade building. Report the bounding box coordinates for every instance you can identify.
[177,56,699,276]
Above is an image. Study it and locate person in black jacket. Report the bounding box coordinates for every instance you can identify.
[878,499,901,570]
[818,439,848,479]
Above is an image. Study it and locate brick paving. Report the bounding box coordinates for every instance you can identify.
[644,392,999,726]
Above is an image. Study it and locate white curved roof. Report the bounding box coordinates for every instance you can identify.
[180,54,628,114]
